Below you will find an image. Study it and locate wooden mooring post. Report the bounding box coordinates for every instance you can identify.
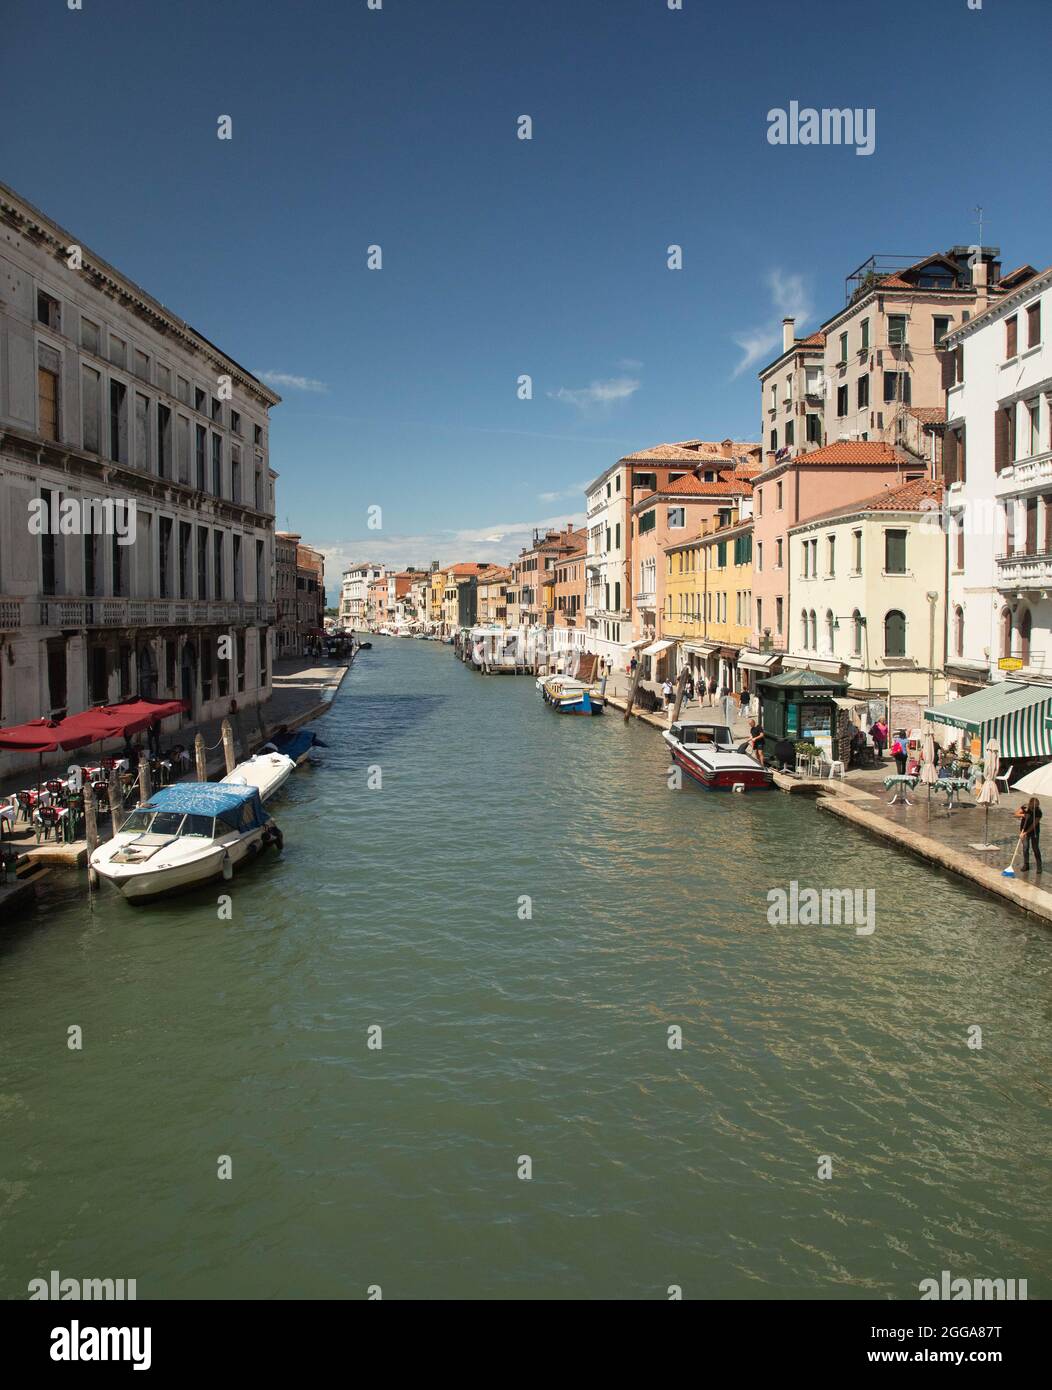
[670,665,690,725]
[194,734,207,782]
[221,719,236,776]
[83,782,99,887]
[623,657,644,722]
[107,770,124,834]
[138,759,152,806]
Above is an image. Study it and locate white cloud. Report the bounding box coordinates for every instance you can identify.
[257,370,329,393]
[548,376,640,410]
[731,270,812,377]
[538,481,589,503]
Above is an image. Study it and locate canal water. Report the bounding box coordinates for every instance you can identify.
[1,636,1049,1300]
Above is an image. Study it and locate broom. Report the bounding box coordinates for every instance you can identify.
[1003,832,1025,878]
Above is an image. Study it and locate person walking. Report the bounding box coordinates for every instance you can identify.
[683,671,694,704]
[871,717,888,760]
[661,677,674,711]
[1016,796,1043,873]
[708,676,717,707]
[738,686,750,719]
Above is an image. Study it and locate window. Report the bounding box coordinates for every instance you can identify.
[838,332,848,365]
[776,538,783,568]
[756,488,763,516]
[836,385,848,417]
[884,529,907,574]
[827,535,835,575]
[254,424,263,446]
[775,597,783,635]
[1028,400,1041,456]
[39,489,57,595]
[770,428,777,451]
[955,516,965,571]
[852,609,863,655]
[211,434,223,495]
[883,371,911,405]
[159,518,172,599]
[852,529,862,572]
[157,404,172,479]
[954,605,964,658]
[109,381,128,462]
[860,319,870,352]
[231,446,241,503]
[884,609,906,658]
[37,345,60,441]
[109,335,126,369]
[1027,301,1042,349]
[639,509,656,534]
[134,392,150,470]
[933,316,951,346]
[211,396,222,423]
[195,424,207,489]
[776,481,783,509]
[1000,607,1012,659]
[231,410,241,436]
[809,610,817,650]
[806,413,822,444]
[177,376,190,405]
[667,506,685,529]
[214,532,224,599]
[81,318,99,353]
[195,386,206,413]
[134,349,150,382]
[1020,608,1032,666]
[825,609,835,653]
[1005,315,1018,359]
[37,289,61,330]
[994,405,1015,471]
[785,421,794,446]
[888,315,907,347]
[857,375,869,409]
[756,541,763,571]
[81,365,101,452]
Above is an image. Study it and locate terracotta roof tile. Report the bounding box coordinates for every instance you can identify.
[907,406,947,424]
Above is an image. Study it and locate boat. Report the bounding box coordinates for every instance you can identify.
[662,717,773,792]
[223,750,296,800]
[89,782,283,902]
[259,728,323,767]
[540,675,605,715]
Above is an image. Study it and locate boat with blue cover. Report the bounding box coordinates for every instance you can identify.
[260,728,323,767]
[539,675,605,715]
[89,781,283,901]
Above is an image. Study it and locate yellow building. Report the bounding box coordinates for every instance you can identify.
[663,513,753,695]
[429,568,447,629]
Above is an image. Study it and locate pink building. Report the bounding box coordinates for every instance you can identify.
[744,441,927,679]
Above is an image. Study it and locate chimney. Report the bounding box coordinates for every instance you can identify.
[782,317,795,352]
[973,258,989,311]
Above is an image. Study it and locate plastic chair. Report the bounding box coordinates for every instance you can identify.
[996,764,1013,794]
[827,760,846,781]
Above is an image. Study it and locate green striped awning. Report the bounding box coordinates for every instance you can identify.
[923,682,1052,758]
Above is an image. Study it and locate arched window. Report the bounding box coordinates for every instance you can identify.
[852,609,863,655]
[825,609,835,654]
[1001,606,1013,658]
[801,610,809,649]
[809,609,817,651]
[1020,608,1032,666]
[884,610,906,658]
[954,605,964,659]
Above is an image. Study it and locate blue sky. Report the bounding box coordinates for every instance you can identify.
[4,0,1050,599]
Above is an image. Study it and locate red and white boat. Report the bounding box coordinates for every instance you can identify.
[662,717,773,792]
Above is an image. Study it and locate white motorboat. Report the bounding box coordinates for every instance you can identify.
[662,717,773,792]
[89,781,283,902]
[222,750,295,802]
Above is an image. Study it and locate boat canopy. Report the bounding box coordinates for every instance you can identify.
[144,781,268,830]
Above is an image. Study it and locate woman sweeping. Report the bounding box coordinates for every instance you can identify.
[1015,797,1043,873]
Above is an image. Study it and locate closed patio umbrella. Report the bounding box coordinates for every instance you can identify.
[975,738,1001,849]
[919,729,938,817]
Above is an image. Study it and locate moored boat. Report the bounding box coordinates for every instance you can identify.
[540,676,605,715]
[662,717,773,791]
[260,728,323,767]
[89,782,283,901]
[223,750,296,800]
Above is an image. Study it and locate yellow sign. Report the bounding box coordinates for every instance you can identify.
[998,656,1024,671]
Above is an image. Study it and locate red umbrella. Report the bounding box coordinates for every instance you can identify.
[0,716,97,753]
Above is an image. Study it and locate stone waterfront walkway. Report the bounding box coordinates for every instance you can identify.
[0,655,351,873]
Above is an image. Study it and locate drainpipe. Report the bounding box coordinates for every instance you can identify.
[927,590,939,709]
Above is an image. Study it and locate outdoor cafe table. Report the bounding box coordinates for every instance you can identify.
[933,776,974,811]
[883,774,917,806]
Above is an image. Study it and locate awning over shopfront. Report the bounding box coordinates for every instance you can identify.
[641,639,676,657]
[626,638,649,650]
[0,697,187,755]
[738,650,781,673]
[782,656,846,676]
[923,681,1052,758]
[833,696,866,712]
[716,646,739,661]
[684,641,718,657]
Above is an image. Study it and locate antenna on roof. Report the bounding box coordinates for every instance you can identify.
[974,204,984,249]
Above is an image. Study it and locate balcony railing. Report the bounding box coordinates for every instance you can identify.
[1001,450,1052,491]
[996,551,1052,589]
[0,596,24,629]
[35,598,278,628]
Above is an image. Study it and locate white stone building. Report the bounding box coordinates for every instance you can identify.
[942,265,1052,697]
[339,562,383,628]
[583,464,631,670]
[0,182,280,776]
